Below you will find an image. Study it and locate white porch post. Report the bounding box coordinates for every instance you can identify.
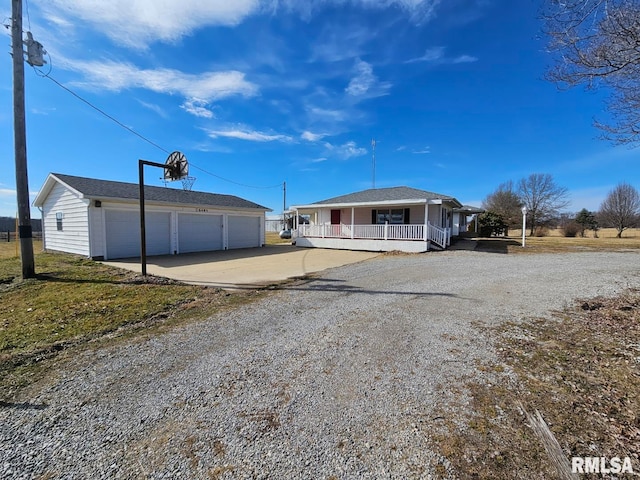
[424,204,429,242]
[351,207,354,239]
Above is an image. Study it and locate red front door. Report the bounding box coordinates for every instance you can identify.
[330,209,341,224]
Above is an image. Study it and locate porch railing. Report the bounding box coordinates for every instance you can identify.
[297,223,450,248]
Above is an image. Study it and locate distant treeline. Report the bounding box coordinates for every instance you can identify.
[0,216,42,232]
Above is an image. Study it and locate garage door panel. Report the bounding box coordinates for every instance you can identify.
[228,215,260,249]
[178,214,222,253]
[105,210,170,259]
[145,212,171,256]
[105,210,139,259]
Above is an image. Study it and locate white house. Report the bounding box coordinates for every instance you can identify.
[291,186,466,253]
[33,173,271,260]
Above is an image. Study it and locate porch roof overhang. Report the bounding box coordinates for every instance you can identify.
[453,205,485,214]
[292,198,458,210]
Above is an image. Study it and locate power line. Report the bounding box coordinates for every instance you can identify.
[24,0,31,30]
[44,74,171,154]
[189,164,282,189]
[37,69,282,189]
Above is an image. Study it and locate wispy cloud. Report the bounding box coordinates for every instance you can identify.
[138,100,168,119]
[396,146,407,151]
[181,99,215,119]
[405,46,446,64]
[452,54,478,64]
[0,188,16,197]
[42,0,261,48]
[412,147,431,154]
[42,0,444,49]
[345,59,391,98]
[324,140,368,160]
[301,131,327,142]
[56,57,257,118]
[405,46,477,65]
[206,126,293,142]
[30,107,56,116]
[64,59,258,101]
[306,106,349,123]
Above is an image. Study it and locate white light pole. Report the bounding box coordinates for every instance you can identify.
[521,206,527,247]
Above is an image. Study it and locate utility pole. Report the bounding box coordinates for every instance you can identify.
[12,0,35,278]
[282,181,287,229]
[371,138,376,189]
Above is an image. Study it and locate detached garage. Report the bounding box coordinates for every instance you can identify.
[33,173,271,260]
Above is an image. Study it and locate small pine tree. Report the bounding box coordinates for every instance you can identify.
[574,209,598,237]
[478,211,508,237]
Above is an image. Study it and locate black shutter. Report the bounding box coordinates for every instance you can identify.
[404,208,410,224]
[372,209,377,224]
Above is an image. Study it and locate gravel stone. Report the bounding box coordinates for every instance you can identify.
[1,250,638,479]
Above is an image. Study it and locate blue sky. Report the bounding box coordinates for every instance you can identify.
[1,0,638,219]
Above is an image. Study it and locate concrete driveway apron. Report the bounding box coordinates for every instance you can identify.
[102,245,380,288]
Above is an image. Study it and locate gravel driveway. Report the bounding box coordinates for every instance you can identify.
[2,250,638,479]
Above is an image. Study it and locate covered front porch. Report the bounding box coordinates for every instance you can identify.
[292,200,456,253]
[295,222,450,253]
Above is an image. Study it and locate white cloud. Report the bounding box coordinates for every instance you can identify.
[307,106,349,123]
[206,127,292,142]
[43,0,443,48]
[405,46,477,65]
[452,55,478,64]
[138,100,168,119]
[345,59,391,98]
[324,140,368,160]
[64,59,258,102]
[43,0,262,48]
[0,188,16,197]
[412,147,431,154]
[396,146,407,151]
[301,131,327,142]
[405,46,446,64]
[181,99,215,119]
[311,157,328,163]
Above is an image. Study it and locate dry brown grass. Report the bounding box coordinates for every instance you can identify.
[265,231,291,245]
[432,290,640,478]
[473,228,640,254]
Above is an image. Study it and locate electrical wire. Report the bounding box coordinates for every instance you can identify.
[189,164,283,189]
[24,0,31,31]
[33,64,283,189]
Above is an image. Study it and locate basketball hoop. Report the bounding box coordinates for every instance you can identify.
[164,151,188,181]
[181,176,196,191]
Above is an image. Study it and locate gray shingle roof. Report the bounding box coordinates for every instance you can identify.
[52,173,269,210]
[312,186,461,206]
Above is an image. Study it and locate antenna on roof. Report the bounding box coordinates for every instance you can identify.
[371,138,376,189]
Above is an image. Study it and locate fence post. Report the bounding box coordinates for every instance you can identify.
[384,222,388,241]
[6,230,10,242]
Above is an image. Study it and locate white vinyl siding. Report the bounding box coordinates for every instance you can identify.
[88,205,105,258]
[42,182,90,256]
[178,213,223,253]
[105,210,171,259]
[228,215,261,249]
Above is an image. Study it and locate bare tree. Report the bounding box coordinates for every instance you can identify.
[518,173,570,236]
[543,0,640,145]
[482,181,523,230]
[599,182,640,237]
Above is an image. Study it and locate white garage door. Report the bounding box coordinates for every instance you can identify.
[228,215,261,249]
[178,213,223,253]
[105,210,171,259]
